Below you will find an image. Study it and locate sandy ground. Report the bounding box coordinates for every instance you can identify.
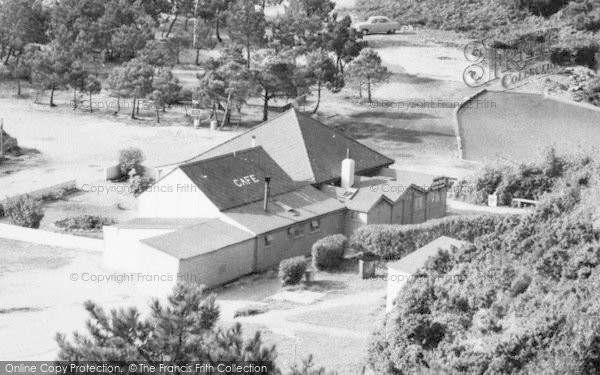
[0,18,493,368]
[0,238,386,373]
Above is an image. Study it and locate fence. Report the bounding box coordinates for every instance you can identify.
[0,223,103,251]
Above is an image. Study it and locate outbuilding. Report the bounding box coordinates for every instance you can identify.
[386,236,468,312]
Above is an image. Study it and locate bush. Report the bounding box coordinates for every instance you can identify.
[351,214,511,260]
[4,195,44,228]
[118,147,145,176]
[54,215,116,232]
[233,305,269,318]
[311,234,347,270]
[0,203,4,217]
[130,176,155,196]
[278,256,307,286]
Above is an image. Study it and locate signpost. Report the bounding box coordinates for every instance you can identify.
[0,118,4,158]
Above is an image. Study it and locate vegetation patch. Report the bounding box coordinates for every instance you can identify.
[54,215,116,232]
[233,304,270,318]
[3,194,44,228]
[367,151,600,374]
[311,234,348,270]
[278,257,308,286]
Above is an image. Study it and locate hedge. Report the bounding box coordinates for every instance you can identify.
[278,256,307,286]
[311,234,347,270]
[351,214,515,260]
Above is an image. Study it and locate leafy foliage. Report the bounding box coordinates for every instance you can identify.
[278,256,307,286]
[351,214,507,259]
[129,175,155,196]
[368,150,600,374]
[311,234,347,270]
[118,147,145,176]
[4,194,44,228]
[54,215,116,232]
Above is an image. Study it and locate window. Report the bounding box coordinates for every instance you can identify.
[264,234,273,247]
[288,225,304,239]
[431,191,441,203]
[310,220,321,232]
[414,196,424,210]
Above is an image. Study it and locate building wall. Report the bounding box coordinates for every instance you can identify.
[255,211,345,271]
[103,226,177,271]
[344,210,368,237]
[426,187,447,220]
[138,169,220,218]
[136,243,181,297]
[367,199,393,225]
[178,239,256,288]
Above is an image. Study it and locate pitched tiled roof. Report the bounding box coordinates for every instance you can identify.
[223,185,346,234]
[140,219,255,259]
[388,236,468,274]
[182,109,394,184]
[176,146,299,211]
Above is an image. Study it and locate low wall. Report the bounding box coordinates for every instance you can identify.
[0,223,103,251]
[1,180,77,204]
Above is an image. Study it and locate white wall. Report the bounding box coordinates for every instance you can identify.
[137,243,181,298]
[386,268,411,313]
[103,226,177,271]
[137,169,220,218]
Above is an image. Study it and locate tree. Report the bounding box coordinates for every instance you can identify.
[252,49,310,121]
[56,283,279,365]
[196,46,255,125]
[0,0,49,65]
[136,39,178,68]
[306,49,342,113]
[345,49,390,103]
[150,70,182,123]
[227,1,266,69]
[27,44,73,106]
[108,59,153,119]
[82,74,102,113]
[67,60,88,109]
[323,14,365,73]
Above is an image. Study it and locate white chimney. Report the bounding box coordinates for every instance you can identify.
[251,135,256,147]
[341,149,355,188]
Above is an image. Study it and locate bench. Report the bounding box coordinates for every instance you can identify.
[512,198,539,208]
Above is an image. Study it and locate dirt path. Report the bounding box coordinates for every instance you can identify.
[223,290,385,339]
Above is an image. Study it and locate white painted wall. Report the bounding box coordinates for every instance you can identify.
[103,226,177,271]
[137,243,181,298]
[137,169,220,218]
[386,268,412,312]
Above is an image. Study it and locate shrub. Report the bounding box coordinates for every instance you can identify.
[233,305,269,318]
[130,176,155,196]
[0,203,4,217]
[4,195,44,228]
[311,234,347,270]
[278,256,307,286]
[54,215,116,232]
[351,214,510,260]
[118,147,145,176]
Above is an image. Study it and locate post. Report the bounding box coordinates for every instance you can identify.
[0,118,4,158]
[263,176,271,212]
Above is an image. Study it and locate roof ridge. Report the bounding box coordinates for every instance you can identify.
[179,145,265,169]
[172,109,297,166]
[295,111,394,164]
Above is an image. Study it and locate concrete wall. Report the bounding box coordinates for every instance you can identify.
[0,223,102,251]
[256,212,345,271]
[386,268,411,312]
[103,226,176,271]
[179,239,256,288]
[136,243,181,297]
[1,180,77,204]
[138,169,220,218]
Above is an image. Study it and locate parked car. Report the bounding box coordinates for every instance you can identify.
[353,16,402,35]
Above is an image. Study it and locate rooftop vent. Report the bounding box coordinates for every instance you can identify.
[274,200,300,216]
